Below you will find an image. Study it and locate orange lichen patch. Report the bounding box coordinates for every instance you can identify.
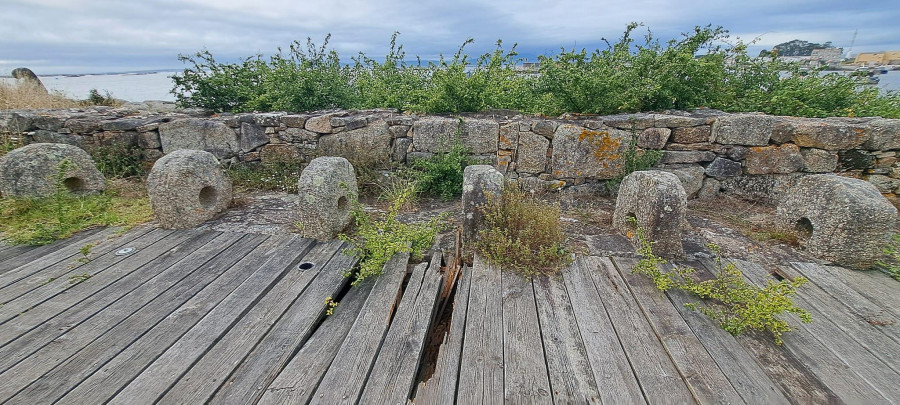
[579,129,622,168]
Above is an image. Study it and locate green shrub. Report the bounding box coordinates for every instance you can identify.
[878,234,900,282]
[474,184,571,277]
[630,217,811,344]
[409,134,470,199]
[339,184,446,285]
[89,143,145,179]
[226,161,306,193]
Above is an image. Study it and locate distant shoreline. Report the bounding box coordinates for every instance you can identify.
[0,68,182,79]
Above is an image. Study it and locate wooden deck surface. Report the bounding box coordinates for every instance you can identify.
[1,227,899,404]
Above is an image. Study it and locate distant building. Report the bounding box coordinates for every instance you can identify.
[810,48,843,67]
[855,51,900,66]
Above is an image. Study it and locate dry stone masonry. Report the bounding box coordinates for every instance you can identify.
[0,143,105,198]
[613,170,688,258]
[3,106,900,204]
[461,165,503,247]
[296,156,358,241]
[777,175,897,269]
[146,149,232,229]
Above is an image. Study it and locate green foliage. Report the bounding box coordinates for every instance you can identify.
[69,273,92,284]
[877,234,900,282]
[409,132,470,199]
[226,161,306,193]
[0,161,151,245]
[88,143,145,179]
[86,89,118,106]
[474,184,571,277]
[0,131,23,158]
[608,129,663,190]
[171,26,900,119]
[339,184,447,286]
[630,218,812,344]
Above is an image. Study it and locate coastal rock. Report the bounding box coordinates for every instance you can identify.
[31,130,83,146]
[550,124,630,179]
[710,114,775,146]
[0,143,105,198]
[704,157,742,178]
[660,150,716,164]
[671,126,711,144]
[240,122,269,152]
[638,128,670,149]
[790,118,869,150]
[412,117,498,154]
[158,119,239,159]
[863,118,900,151]
[801,148,838,173]
[462,165,503,246]
[745,144,804,174]
[318,120,392,163]
[662,163,705,198]
[516,132,550,174]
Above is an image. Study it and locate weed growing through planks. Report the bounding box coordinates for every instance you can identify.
[77,243,95,264]
[474,183,571,277]
[69,273,92,284]
[324,296,339,316]
[629,217,811,345]
[877,234,900,282]
[40,277,56,286]
[339,183,447,286]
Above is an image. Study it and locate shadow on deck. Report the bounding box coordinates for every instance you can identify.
[0,226,898,404]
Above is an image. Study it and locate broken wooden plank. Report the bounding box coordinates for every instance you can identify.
[532,273,602,404]
[583,256,692,404]
[308,250,411,404]
[413,265,472,405]
[359,252,444,404]
[731,258,893,402]
[259,278,376,405]
[57,233,270,404]
[109,235,317,404]
[455,254,504,405]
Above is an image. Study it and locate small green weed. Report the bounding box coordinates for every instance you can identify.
[324,296,339,316]
[40,277,56,286]
[77,243,95,263]
[877,234,900,282]
[630,217,811,344]
[339,183,447,286]
[226,161,306,193]
[69,273,92,284]
[474,183,571,277]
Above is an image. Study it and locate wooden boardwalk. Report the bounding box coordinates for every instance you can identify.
[1,227,899,404]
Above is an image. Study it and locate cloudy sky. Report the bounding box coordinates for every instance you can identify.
[1,0,898,75]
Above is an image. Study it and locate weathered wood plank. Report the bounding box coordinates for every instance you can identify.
[307,250,410,405]
[359,252,444,404]
[609,257,746,404]
[731,259,893,402]
[661,260,790,404]
[456,254,504,405]
[109,235,316,404]
[793,262,900,320]
[583,256,693,404]
[0,230,225,402]
[10,232,256,404]
[501,271,552,404]
[57,233,270,404]
[0,227,108,288]
[164,240,345,403]
[413,265,472,405]
[532,273,602,404]
[691,260,841,404]
[0,245,35,266]
[259,277,376,405]
[780,263,900,370]
[0,229,198,372]
[0,227,163,324]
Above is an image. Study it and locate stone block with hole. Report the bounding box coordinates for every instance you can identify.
[147,149,232,229]
[462,165,503,247]
[296,156,357,240]
[777,174,897,269]
[0,143,105,198]
[613,170,687,258]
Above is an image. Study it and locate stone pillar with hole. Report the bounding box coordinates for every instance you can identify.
[462,165,503,248]
[613,170,687,258]
[777,174,897,269]
[296,156,357,241]
[0,143,105,198]
[146,149,232,229]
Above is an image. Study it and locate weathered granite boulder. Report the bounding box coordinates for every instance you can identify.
[777,174,897,269]
[531,120,558,137]
[720,174,804,205]
[550,125,630,179]
[32,130,83,146]
[662,164,705,198]
[801,148,838,173]
[0,143,105,198]
[516,132,550,174]
[613,170,687,258]
[661,150,716,164]
[789,119,868,150]
[412,117,498,154]
[296,157,357,240]
[638,128,670,149]
[671,126,710,144]
[704,157,743,178]
[745,144,804,174]
[318,120,392,163]
[838,149,875,170]
[710,114,775,145]
[698,177,721,199]
[158,119,239,159]
[864,119,900,151]
[11,68,47,93]
[147,149,232,229]
[240,122,268,152]
[462,165,503,246]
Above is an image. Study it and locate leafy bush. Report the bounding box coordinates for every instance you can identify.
[339,184,446,285]
[474,184,571,277]
[630,217,811,344]
[89,143,145,179]
[171,25,900,119]
[409,134,470,199]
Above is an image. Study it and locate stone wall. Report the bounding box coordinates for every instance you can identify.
[3,106,899,203]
